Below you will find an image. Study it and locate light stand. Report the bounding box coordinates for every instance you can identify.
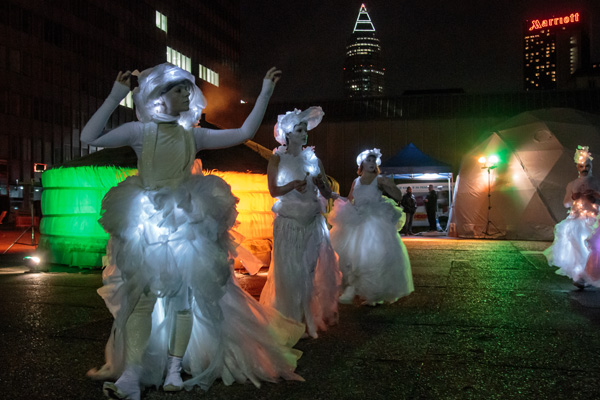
[3,180,37,254]
[481,165,501,237]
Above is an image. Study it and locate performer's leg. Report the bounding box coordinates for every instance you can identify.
[164,288,193,392]
[103,292,157,400]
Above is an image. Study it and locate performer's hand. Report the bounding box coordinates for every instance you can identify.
[116,71,132,89]
[264,67,282,84]
[313,176,326,189]
[291,179,307,193]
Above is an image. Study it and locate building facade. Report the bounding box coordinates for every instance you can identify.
[0,0,241,212]
[343,4,384,98]
[524,11,590,90]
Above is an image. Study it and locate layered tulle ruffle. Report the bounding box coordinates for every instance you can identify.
[329,197,414,303]
[90,174,304,389]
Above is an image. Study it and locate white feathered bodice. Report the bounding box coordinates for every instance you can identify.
[272,146,325,219]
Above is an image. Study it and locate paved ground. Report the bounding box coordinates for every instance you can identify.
[1,229,599,399]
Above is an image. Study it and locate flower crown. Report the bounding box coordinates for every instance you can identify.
[574,145,593,164]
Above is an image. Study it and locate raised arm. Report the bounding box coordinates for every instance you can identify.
[194,68,281,150]
[81,71,135,148]
[267,155,308,198]
[378,176,403,203]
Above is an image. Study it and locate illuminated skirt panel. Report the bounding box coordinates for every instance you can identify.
[90,174,304,389]
[260,199,341,338]
[544,216,597,283]
[329,197,414,304]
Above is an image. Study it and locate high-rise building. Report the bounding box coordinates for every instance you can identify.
[343,4,384,98]
[523,12,590,90]
[0,1,241,207]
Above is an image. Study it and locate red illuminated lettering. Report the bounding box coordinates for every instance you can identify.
[528,12,580,31]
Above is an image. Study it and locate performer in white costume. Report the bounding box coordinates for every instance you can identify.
[329,149,414,305]
[82,64,304,400]
[545,146,600,289]
[259,107,341,338]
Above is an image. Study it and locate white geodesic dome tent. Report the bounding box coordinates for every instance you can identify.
[449,108,600,240]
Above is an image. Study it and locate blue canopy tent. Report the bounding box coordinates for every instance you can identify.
[380,143,454,232]
[380,142,453,177]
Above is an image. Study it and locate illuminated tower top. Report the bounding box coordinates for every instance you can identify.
[344,4,385,98]
[353,4,376,33]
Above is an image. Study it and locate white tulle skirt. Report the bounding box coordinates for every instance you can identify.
[89,174,304,390]
[544,216,594,282]
[583,224,600,286]
[546,214,600,287]
[329,197,414,304]
[260,199,341,338]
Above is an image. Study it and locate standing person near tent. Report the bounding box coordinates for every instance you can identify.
[401,186,417,235]
[424,184,438,231]
[545,146,600,289]
[81,63,305,400]
[259,107,341,339]
[329,149,414,305]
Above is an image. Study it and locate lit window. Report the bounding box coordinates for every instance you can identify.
[198,64,219,87]
[120,91,133,109]
[156,11,167,33]
[167,47,191,73]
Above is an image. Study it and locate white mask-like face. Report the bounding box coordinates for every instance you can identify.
[362,155,378,173]
[286,123,308,146]
[159,83,191,116]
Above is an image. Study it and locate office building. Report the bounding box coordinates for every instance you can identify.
[0,0,241,195]
[343,4,385,98]
[524,11,590,90]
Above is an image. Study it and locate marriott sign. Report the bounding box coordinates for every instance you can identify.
[528,13,580,31]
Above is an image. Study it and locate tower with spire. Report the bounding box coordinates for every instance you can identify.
[343,4,385,98]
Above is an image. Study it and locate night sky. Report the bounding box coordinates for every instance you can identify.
[240,0,600,102]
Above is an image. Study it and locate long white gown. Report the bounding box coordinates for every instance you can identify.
[85,82,304,391]
[329,176,414,304]
[545,175,600,285]
[259,146,341,338]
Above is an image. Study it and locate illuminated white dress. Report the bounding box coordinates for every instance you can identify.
[329,176,414,304]
[259,146,341,338]
[545,175,600,285]
[85,82,303,390]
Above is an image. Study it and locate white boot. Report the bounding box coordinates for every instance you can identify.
[103,365,141,400]
[163,355,184,392]
[338,285,356,304]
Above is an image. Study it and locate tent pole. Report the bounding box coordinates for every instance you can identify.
[482,166,500,237]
